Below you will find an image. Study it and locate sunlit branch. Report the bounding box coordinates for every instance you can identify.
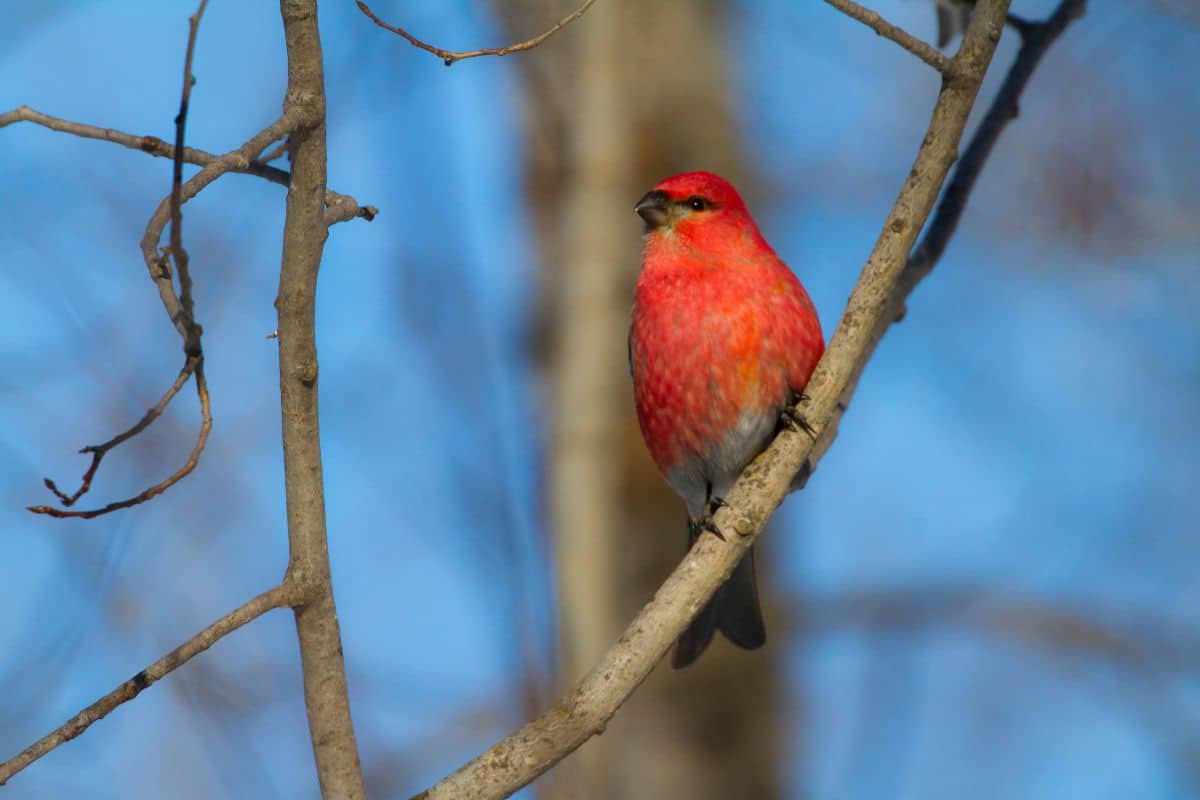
[411,2,1021,797]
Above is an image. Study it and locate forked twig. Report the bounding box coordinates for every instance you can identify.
[31,358,199,510]
[355,0,598,66]
[28,360,213,519]
[0,106,377,224]
[28,0,213,519]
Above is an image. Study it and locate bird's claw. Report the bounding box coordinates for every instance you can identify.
[703,493,728,517]
[689,514,726,542]
[780,405,816,438]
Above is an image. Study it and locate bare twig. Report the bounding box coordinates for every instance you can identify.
[0,582,293,786]
[824,0,955,73]
[33,358,198,508]
[811,0,1087,442]
[355,0,598,66]
[27,357,210,519]
[171,0,208,355]
[905,0,1089,280]
[27,1,216,519]
[278,0,367,796]
[0,106,375,225]
[411,2,1019,798]
[28,104,306,519]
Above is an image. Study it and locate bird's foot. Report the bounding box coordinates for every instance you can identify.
[690,492,729,541]
[780,395,816,438]
[689,515,724,542]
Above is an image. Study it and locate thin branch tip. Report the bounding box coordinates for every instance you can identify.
[824,0,953,73]
[26,0,215,520]
[357,0,598,65]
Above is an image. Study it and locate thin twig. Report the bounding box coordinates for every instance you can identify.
[32,357,199,509]
[171,0,208,356]
[906,0,1088,279]
[824,0,955,73]
[29,107,305,518]
[0,106,375,225]
[27,2,219,520]
[355,0,598,66]
[28,360,213,519]
[0,583,294,786]
[816,0,1087,433]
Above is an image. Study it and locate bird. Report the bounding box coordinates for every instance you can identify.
[933,0,975,48]
[628,171,825,668]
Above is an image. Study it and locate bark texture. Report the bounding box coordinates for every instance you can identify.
[278,1,367,797]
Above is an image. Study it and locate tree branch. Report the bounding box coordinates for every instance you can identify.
[0,583,293,786]
[0,106,377,225]
[26,0,217,519]
[6,1,368,793]
[355,0,598,66]
[277,0,367,797]
[171,0,208,357]
[411,1,1029,797]
[905,0,1088,281]
[28,358,198,511]
[811,0,1087,449]
[824,0,955,73]
[26,357,212,519]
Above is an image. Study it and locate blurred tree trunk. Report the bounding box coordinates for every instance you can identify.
[497,2,787,797]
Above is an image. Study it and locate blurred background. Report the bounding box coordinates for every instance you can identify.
[2,1,1198,798]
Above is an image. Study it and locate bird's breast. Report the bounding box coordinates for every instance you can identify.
[629,267,821,480]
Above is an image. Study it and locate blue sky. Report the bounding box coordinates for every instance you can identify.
[2,1,1198,798]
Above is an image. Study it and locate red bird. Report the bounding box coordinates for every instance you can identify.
[629,171,825,668]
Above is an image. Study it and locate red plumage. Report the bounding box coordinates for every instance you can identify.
[628,171,824,667]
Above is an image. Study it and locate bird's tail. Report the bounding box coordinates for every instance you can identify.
[672,537,767,669]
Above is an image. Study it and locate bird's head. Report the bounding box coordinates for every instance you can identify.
[634,171,751,237]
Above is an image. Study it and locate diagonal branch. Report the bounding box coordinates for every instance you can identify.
[410,1,1031,798]
[905,0,1089,282]
[0,582,294,786]
[824,0,954,73]
[355,0,598,66]
[811,0,1087,458]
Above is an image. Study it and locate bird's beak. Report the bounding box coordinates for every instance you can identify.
[635,190,670,230]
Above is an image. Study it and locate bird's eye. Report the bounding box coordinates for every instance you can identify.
[688,197,708,211]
